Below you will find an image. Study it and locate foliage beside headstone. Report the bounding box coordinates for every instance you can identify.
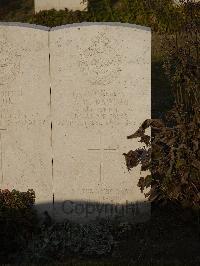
[123,0,200,210]
[26,0,183,31]
[123,111,200,209]
[0,189,38,261]
[28,9,87,27]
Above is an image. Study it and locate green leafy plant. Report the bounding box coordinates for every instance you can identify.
[123,110,200,209]
[6,0,175,31]
[0,189,38,262]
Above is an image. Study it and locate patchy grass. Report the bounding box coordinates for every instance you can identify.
[13,203,199,265]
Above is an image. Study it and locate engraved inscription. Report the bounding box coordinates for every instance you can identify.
[88,134,117,183]
[79,32,122,85]
[0,108,43,128]
[0,90,21,106]
[59,88,130,128]
[0,40,21,86]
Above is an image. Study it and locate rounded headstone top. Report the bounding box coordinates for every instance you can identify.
[0,22,151,32]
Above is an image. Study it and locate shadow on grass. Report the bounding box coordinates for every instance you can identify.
[0,198,199,265]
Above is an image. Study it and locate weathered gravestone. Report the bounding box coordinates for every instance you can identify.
[0,23,52,214]
[34,0,88,13]
[0,22,151,223]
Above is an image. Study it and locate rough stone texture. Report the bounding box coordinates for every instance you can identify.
[0,23,52,215]
[0,22,151,223]
[34,0,88,13]
[50,23,151,223]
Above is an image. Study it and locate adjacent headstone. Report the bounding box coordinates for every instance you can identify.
[0,22,151,223]
[50,23,151,223]
[0,23,52,215]
[34,0,88,13]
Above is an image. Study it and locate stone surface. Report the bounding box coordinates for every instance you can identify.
[0,23,52,215]
[50,23,151,223]
[34,0,88,13]
[0,22,151,223]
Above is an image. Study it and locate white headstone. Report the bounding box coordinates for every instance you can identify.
[34,0,88,13]
[0,23,52,215]
[50,23,151,223]
[0,22,151,223]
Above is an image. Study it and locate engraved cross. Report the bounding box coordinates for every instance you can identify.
[88,135,117,183]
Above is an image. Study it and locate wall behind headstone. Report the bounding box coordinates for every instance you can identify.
[34,0,88,13]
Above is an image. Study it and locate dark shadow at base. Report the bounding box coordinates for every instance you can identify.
[34,199,151,225]
[1,198,199,265]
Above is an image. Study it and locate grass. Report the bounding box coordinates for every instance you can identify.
[16,203,200,265]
